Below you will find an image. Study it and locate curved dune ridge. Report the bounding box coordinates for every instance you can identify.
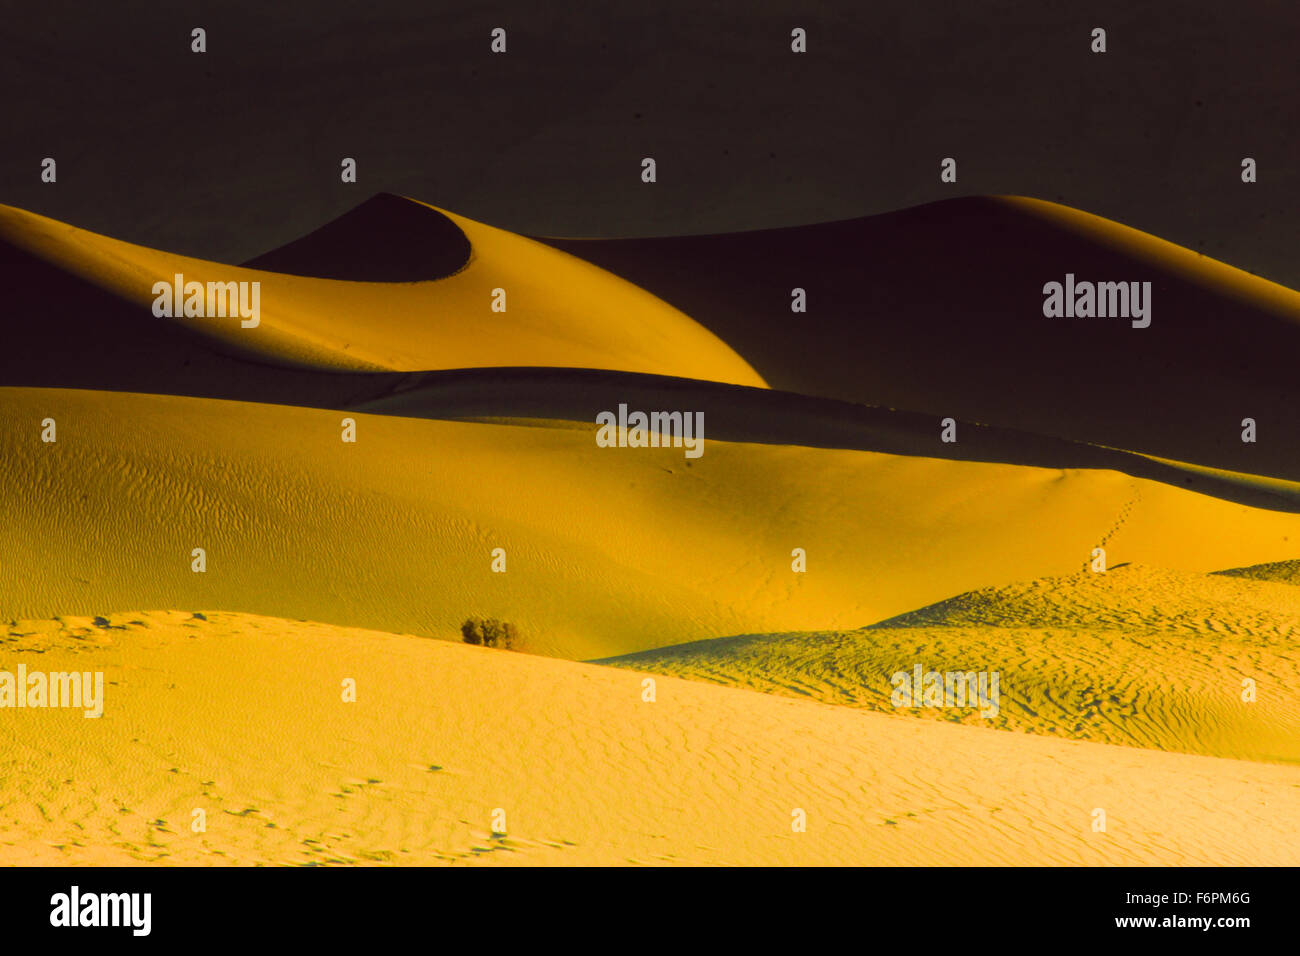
[8,386,1300,662]
[603,565,1300,763]
[0,196,766,385]
[241,193,472,281]
[543,195,1300,481]
[1,610,1297,866]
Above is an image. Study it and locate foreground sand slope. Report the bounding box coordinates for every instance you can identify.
[0,196,763,385]
[9,386,1300,660]
[604,566,1300,762]
[2,611,1297,866]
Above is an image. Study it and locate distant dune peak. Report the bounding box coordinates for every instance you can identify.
[241,192,472,282]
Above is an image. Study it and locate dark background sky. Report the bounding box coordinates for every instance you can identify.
[2,0,1296,286]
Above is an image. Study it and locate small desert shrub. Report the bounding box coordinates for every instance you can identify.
[460,618,518,650]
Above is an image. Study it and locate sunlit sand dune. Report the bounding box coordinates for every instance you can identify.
[2,611,1297,866]
[544,196,1300,480]
[8,386,1300,660]
[603,566,1300,763]
[0,195,763,386]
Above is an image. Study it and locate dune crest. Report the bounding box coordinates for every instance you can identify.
[872,563,1300,636]
[0,198,766,386]
[241,193,471,281]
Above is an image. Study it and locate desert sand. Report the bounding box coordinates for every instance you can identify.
[3,611,1297,866]
[604,566,1300,763]
[2,194,1298,866]
[9,387,1300,661]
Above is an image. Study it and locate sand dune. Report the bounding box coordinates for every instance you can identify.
[8,386,1300,662]
[603,566,1300,763]
[3,610,1297,866]
[11,189,1300,490]
[544,196,1300,480]
[5,192,1300,867]
[0,195,764,385]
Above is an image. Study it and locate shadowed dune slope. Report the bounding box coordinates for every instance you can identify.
[9,387,1300,660]
[0,236,410,409]
[352,367,1300,513]
[543,196,1300,481]
[241,192,471,281]
[0,196,764,385]
[602,566,1300,763]
[3,610,1297,866]
[4,303,1299,512]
